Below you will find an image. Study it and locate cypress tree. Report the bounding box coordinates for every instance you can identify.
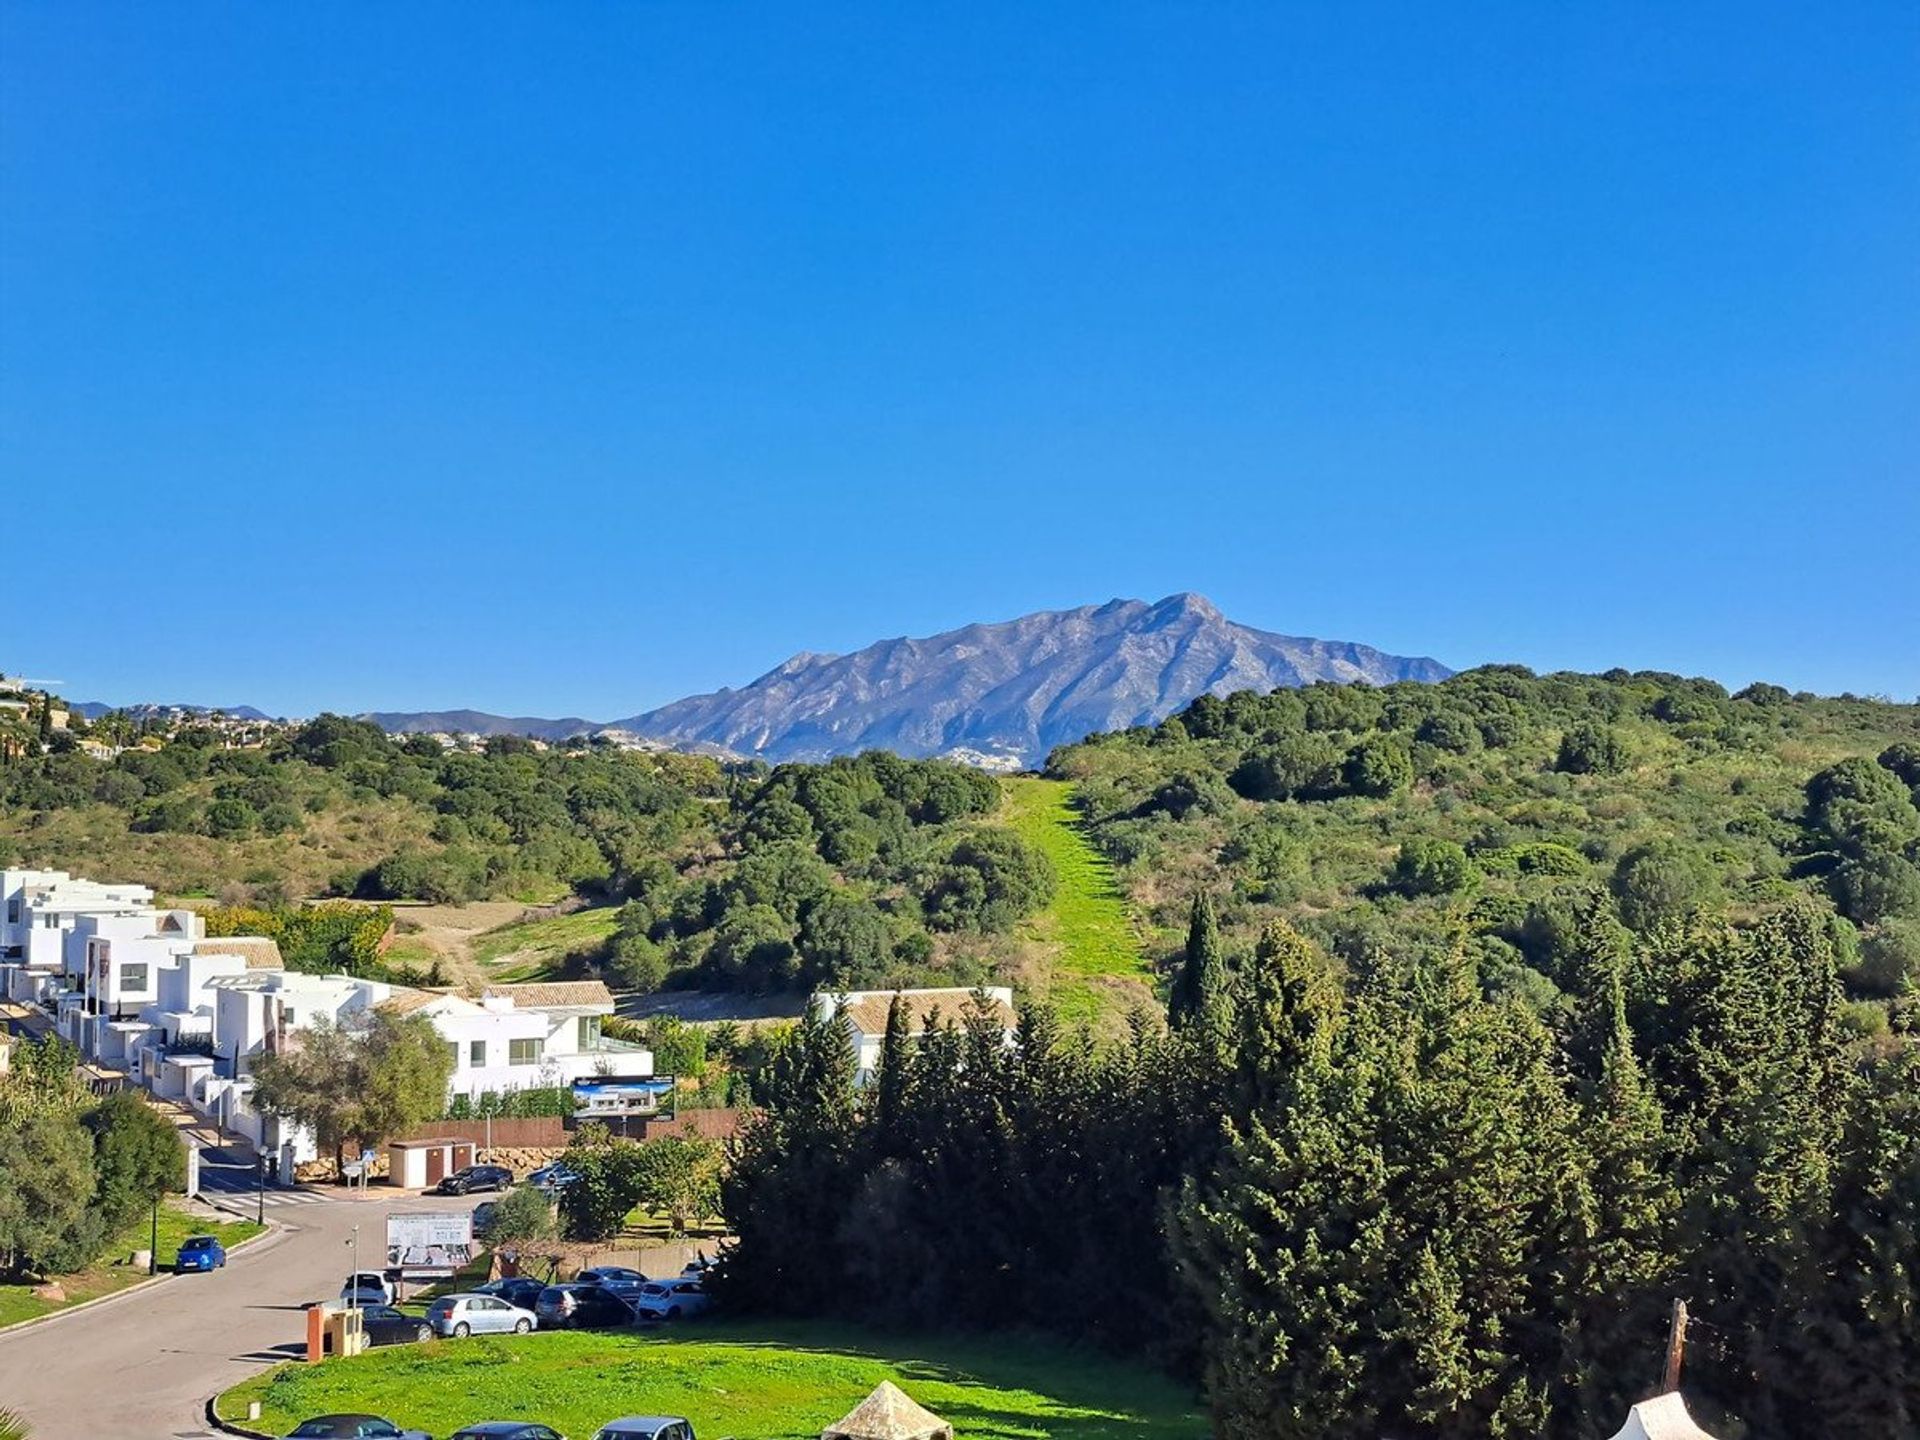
[1170,890,1227,1029]
[871,991,913,1156]
[1562,968,1680,1432]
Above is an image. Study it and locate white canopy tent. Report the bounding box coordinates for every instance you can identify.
[1607,1393,1720,1440]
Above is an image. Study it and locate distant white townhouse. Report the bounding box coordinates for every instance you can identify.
[810,986,1018,1086]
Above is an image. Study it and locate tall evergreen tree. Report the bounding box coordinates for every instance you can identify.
[1561,969,1680,1432]
[871,991,914,1157]
[1170,891,1228,1029]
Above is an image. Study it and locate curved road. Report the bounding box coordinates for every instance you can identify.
[0,1182,453,1437]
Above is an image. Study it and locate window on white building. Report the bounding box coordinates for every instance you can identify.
[447,1042,461,1071]
[579,1015,602,1048]
[121,963,149,991]
[509,1038,543,1066]
[470,1039,486,1067]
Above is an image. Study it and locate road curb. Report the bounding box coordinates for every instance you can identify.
[0,1212,283,1341]
[206,1393,275,1438]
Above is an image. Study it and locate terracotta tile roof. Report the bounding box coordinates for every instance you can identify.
[838,988,1016,1037]
[377,988,443,1017]
[472,979,615,1012]
[190,936,284,970]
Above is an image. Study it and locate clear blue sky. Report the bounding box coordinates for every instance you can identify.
[3,4,1915,718]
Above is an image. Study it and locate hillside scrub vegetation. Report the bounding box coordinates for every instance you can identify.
[1047,667,1920,1019]
[0,719,1055,996]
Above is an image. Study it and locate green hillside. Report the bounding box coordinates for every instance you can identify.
[1049,666,1920,1018]
[0,716,1062,1000]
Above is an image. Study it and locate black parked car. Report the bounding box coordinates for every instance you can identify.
[534,1282,635,1329]
[358,1304,434,1348]
[473,1275,548,1310]
[434,1164,514,1196]
[286,1416,430,1439]
[450,1426,568,1440]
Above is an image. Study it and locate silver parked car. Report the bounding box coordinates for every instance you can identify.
[629,1278,710,1321]
[425,1292,538,1338]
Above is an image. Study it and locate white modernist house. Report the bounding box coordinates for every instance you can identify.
[396,980,650,1103]
[0,867,158,1004]
[0,867,654,1166]
[810,986,1019,1086]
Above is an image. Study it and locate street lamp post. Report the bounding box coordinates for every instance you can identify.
[148,1197,158,1276]
[346,1224,360,1310]
[255,1152,265,1225]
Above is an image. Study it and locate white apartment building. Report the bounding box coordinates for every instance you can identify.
[810,985,1019,1086]
[0,867,654,1167]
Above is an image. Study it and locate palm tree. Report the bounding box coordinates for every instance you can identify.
[0,1407,33,1440]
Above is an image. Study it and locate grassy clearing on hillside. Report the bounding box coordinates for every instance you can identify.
[0,1202,264,1330]
[217,1320,1204,1439]
[1003,777,1153,1024]
[471,905,622,981]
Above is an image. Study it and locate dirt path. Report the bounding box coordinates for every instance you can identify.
[381,900,528,986]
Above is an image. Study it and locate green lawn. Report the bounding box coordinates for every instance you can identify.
[1003,777,1153,1023]
[217,1320,1205,1439]
[472,906,621,981]
[0,1201,265,1329]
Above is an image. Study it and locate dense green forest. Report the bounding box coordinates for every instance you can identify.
[1048,667,1920,1023]
[0,715,1053,994]
[720,904,1919,1439]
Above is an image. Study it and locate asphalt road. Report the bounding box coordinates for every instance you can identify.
[0,1185,457,1437]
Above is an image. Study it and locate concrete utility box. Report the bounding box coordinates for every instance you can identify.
[321,1306,366,1358]
[387,1136,476,1189]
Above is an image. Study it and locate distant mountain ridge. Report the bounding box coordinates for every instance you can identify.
[356,709,603,742]
[73,700,278,723]
[608,593,1449,767]
[72,596,1452,767]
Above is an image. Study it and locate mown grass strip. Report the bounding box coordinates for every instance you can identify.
[1002,776,1152,1023]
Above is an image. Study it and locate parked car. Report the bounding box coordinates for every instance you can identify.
[576,1265,648,1287]
[472,1200,500,1238]
[426,1292,539,1338]
[535,1283,635,1330]
[358,1304,434,1347]
[449,1426,569,1440]
[285,1416,430,1439]
[628,1279,710,1322]
[340,1271,397,1306]
[526,1162,582,1194]
[435,1163,514,1195]
[175,1234,227,1273]
[474,1275,548,1310]
[591,1418,694,1440]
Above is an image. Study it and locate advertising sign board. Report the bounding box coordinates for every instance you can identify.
[385,1211,475,1277]
[571,1075,676,1120]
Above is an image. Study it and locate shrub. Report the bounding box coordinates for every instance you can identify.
[1391,838,1478,898]
[1556,723,1627,775]
[1612,840,1710,932]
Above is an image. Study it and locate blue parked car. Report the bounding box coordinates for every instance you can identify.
[176,1234,227,1273]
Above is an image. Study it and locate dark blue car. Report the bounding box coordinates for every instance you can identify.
[176,1234,227,1272]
